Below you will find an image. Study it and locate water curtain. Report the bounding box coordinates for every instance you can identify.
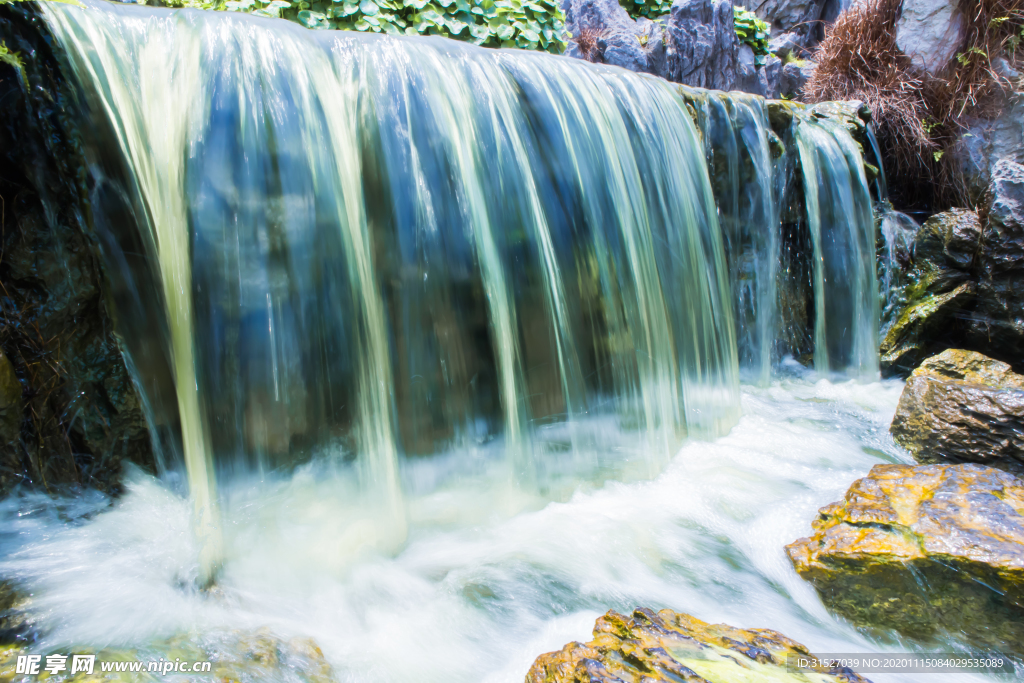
[40,0,878,578]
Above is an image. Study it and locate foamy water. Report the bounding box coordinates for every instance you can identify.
[0,373,1006,682]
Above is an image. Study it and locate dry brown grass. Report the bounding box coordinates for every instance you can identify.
[804,0,936,205]
[572,25,605,62]
[805,0,1024,207]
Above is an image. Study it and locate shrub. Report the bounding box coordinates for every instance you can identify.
[805,0,1024,207]
[734,6,769,65]
[617,0,670,19]
[168,0,569,52]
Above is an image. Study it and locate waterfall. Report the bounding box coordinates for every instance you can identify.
[37,0,879,578]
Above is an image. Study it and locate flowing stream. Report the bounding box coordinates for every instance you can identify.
[0,0,966,679]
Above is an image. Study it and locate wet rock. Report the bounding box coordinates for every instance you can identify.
[879,210,981,375]
[0,628,336,682]
[527,608,871,683]
[787,462,1024,648]
[0,351,21,447]
[895,0,964,75]
[0,4,158,494]
[778,60,814,100]
[890,349,1024,472]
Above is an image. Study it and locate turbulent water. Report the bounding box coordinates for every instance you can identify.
[0,373,1001,683]
[0,0,933,678]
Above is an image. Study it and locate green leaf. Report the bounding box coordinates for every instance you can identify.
[359,0,378,14]
[496,22,514,38]
[297,8,330,25]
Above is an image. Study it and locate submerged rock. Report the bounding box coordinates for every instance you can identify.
[527,608,871,683]
[787,463,1024,648]
[890,349,1024,471]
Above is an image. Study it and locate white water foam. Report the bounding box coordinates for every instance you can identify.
[0,375,1005,682]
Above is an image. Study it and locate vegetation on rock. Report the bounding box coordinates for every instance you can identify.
[805,0,1024,207]
[788,462,1024,648]
[528,608,872,683]
[153,0,569,52]
[733,6,769,65]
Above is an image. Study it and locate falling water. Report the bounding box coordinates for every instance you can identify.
[35,0,882,585]
[795,114,879,377]
[688,90,783,385]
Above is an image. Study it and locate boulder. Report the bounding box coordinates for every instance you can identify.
[734,44,781,98]
[665,0,738,90]
[890,349,1024,471]
[563,0,667,75]
[787,462,1024,647]
[966,160,1024,357]
[879,209,981,375]
[895,0,965,75]
[527,608,871,683]
[737,0,827,53]
[954,92,1024,202]
[0,629,335,682]
[778,59,814,99]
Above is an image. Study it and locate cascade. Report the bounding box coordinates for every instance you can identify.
[38,0,880,578]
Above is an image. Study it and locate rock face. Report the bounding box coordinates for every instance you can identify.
[562,0,781,97]
[966,160,1024,356]
[0,5,158,493]
[664,0,738,90]
[880,210,980,374]
[738,0,827,54]
[527,608,871,683]
[787,463,1024,648]
[895,0,964,75]
[890,349,1024,471]
[954,91,1024,202]
[778,60,814,99]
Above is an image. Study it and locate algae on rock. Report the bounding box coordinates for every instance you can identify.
[787,462,1024,649]
[527,607,871,683]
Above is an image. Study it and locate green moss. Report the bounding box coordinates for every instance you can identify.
[734,7,768,65]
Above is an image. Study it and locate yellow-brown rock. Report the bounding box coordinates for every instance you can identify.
[526,608,871,683]
[890,348,1024,472]
[787,463,1024,648]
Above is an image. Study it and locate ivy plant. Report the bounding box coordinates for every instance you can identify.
[616,0,670,20]
[164,0,568,53]
[734,6,769,66]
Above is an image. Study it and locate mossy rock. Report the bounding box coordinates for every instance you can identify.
[890,349,1024,471]
[787,462,1024,649]
[527,608,871,683]
[879,210,982,376]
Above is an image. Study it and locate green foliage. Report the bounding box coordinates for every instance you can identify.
[0,40,24,79]
[616,0,670,20]
[955,46,989,65]
[166,0,568,52]
[733,6,769,65]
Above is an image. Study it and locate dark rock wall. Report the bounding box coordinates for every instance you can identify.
[0,4,157,494]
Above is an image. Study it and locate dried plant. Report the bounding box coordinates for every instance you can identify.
[805,0,1024,207]
[572,25,605,62]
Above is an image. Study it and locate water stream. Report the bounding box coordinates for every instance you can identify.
[0,0,943,678]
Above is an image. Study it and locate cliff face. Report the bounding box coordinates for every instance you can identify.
[0,4,158,494]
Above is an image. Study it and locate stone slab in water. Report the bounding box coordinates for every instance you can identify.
[890,348,1024,470]
[526,607,871,682]
[787,462,1024,648]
